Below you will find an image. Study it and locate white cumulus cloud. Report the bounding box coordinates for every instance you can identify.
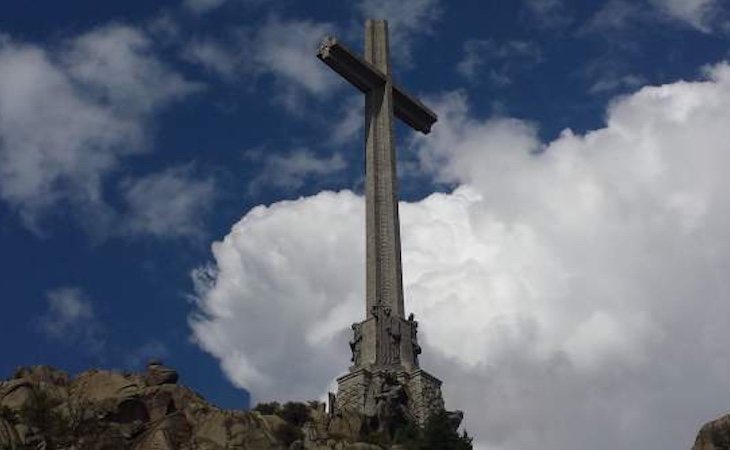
[191,62,730,449]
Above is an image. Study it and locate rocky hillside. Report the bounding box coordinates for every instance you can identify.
[692,414,730,450]
[0,362,470,449]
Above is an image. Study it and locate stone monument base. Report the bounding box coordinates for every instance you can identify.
[334,367,444,426]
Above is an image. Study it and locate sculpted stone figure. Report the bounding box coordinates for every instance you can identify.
[372,304,401,365]
[370,304,391,319]
[386,319,401,365]
[408,314,422,365]
[446,410,465,432]
[372,373,408,436]
[349,323,363,366]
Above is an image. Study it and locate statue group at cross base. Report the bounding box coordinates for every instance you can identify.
[363,371,463,440]
[371,372,410,437]
[349,312,422,368]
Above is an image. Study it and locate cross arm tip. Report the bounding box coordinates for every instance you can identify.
[317,36,337,59]
[316,36,387,93]
[393,87,438,134]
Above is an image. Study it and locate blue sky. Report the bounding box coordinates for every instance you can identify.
[1,1,730,449]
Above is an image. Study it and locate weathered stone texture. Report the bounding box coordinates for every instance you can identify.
[693,413,730,450]
[405,370,445,425]
[0,364,413,449]
[336,370,369,414]
[335,367,444,428]
[144,360,180,386]
[0,364,290,450]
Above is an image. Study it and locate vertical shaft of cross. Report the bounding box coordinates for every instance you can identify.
[364,20,405,321]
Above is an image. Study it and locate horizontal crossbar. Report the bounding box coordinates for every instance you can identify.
[317,37,438,134]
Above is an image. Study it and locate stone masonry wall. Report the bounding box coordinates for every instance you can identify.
[335,368,444,427]
[335,370,369,415]
[405,369,445,426]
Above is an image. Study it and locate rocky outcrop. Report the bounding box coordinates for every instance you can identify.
[143,360,179,386]
[0,363,431,449]
[0,362,472,449]
[0,363,305,449]
[692,413,730,450]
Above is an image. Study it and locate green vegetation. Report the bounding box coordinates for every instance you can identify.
[252,401,280,415]
[252,401,311,446]
[273,421,303,446]
[0,405,16,423]
[392,420,423,448]
[254,401,472,449]
[252,400,311,426]
[17,388,72,449]
[420,411,473,450]
[364,411,473,450]
[279,401,311,427]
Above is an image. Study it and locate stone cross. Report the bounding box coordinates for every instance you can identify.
[318,20,436,368]
[319,21,449,427]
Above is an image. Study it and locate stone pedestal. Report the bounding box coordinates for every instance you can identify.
[352,316,420,371]
[334,367,444,426]
[404,369,445,425]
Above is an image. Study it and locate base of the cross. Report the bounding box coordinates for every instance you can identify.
[333,366,444,426]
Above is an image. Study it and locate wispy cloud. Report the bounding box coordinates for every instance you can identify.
[330,94,364,145]
[648,0,726,32]
[581,0,644,33]
[457,39,542,86]
[0,25,204,238]
[356,0,442,66]
[37,287,104,354]
[62,25,198,115]
[182,0,268,14]
[184,0,228,13]
[182,2,442,115]
[248,148,347,193]
[589,73,645,94]
[183,16,336,112]
[121,165,217,239]
[583,0,728,35]
[243,17,336,109]
[522,0,573,30]
[577,55,647,96]
[182,37,239,80]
